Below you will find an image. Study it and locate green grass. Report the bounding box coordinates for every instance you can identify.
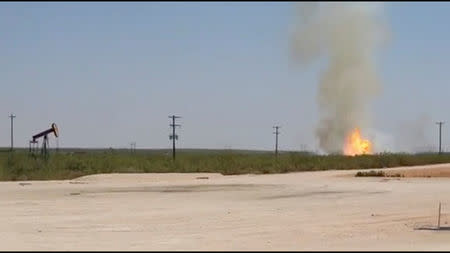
[1,149,450,181]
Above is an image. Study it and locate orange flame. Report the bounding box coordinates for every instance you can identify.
[343,128,372,156]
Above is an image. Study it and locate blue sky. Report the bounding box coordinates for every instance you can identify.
[1,2,450,152]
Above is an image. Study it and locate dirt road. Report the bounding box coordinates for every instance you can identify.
[1,164,450,250]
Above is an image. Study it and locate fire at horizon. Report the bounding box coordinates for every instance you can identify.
[343,128,372,156]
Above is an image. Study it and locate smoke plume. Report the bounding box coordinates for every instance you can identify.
[395,114,434,153]
[291,2,389,154]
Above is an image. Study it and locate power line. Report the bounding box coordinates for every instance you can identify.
[169,115,181,160]
[9,113,16,151]
[273,126,281,156]
[436,121,444,154]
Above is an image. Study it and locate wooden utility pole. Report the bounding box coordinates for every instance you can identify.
[273,126,281,156]
[9,113,16,151]
[436,122,444,154]
[169,115,181,160]
[130,142,136,153]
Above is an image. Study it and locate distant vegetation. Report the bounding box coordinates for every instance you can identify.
[0,149,450,181]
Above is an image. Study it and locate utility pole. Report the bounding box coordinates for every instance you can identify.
[436,122,444,154]
[130,142,136,153]
[273,126,281,156]
[169,115,181,160]
[9,113,16,151]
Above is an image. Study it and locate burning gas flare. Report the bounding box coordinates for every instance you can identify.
[343,128,372,156]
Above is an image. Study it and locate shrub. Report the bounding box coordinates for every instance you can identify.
[355,170,385,177]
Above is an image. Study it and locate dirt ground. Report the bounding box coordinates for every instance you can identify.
[1,164,450,251]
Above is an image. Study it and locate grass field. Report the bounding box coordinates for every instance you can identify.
[1,148,450,181]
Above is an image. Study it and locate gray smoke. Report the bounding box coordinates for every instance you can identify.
[395,114,434,153]
[291,2,389,154]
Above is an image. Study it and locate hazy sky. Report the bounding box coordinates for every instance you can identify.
[1,2,450,152]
